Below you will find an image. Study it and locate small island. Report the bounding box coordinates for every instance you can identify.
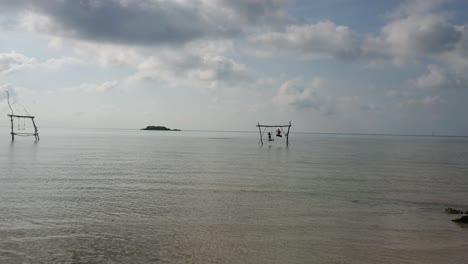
[141,125,181,131]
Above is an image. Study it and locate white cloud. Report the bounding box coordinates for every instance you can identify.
[126,51,253,96]
[414,65,446,89]
[413,64,467,90]
[246,21,361,59]
[64,81,119,93]
[272,78,379,116]
[364,0,463,66]
[0,52,36,74]
[380,14,460,59]
[274,78,322,109]
[0,51,80,74]
[72,41,142,67]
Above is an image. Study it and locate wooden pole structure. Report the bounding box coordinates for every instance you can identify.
[7,114,39,141]
[32,117,39,140]
[257,122,291,146]
[258,122,263,145]
[10,115,14,141]
[3,90,39,141]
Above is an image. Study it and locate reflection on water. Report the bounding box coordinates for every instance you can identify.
[1,129,468,263]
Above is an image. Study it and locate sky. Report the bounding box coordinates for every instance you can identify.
[0,0,467,135]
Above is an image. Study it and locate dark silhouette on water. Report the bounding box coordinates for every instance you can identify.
[268,132,273,141]
[142,125,181,131]
[276,128,282,137]
[444,208,468,224]
[452,216,468,224]
[445,208,468,214]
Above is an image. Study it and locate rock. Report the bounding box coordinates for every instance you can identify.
[452,216,468,223]
[445,207,465,214]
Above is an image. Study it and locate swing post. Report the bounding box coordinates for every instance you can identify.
[10,115,14,141]
[32,117,39,140]
[258,122,263,145]
[286,121,291,147]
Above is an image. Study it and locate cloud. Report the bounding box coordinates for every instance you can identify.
[70,41,143,67]
[273,78,377,116]
[274,78,323,109]
[420,95,443,106]
[458,26,468,57]
[246,21,361,60]
[2,0,290,46]
[391,0,447,17]
[407,95,444,106]
[364,0,462,66]
[65,81,119,93]
[413,64,467,89]
[0,51,80,74]
[379,14,460,59]
[0,52,35,74]
[242,0,463,67]
[440,26,468,74]
[126,51,253,95]
[385,89,409,98]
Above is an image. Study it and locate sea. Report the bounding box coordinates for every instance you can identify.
[1,128,467,264]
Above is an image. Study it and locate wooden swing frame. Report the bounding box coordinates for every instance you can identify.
[257,121,291,146]
[8,114,39,141]
[3,90,39,141]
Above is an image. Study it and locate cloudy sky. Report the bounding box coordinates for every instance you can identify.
[1,0,467,134]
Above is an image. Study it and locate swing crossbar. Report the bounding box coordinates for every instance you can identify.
[13,133,36,136]
[8,114,35,118]
[256,125,290,128]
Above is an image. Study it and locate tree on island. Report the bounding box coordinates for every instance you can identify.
[141,126,181,131]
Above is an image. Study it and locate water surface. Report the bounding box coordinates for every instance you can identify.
[1,129,467,263]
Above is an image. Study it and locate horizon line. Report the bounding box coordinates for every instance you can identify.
[1,125,467,138]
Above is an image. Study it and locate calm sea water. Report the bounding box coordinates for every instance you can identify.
[1,128,467,264]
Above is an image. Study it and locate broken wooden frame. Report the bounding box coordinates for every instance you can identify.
[256,121,291,146]
[8,114,39,141]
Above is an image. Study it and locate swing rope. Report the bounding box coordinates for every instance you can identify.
[280,127,286,136]
[16,117,26,131]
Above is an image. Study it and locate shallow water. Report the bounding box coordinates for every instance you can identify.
[1,128,468,263]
